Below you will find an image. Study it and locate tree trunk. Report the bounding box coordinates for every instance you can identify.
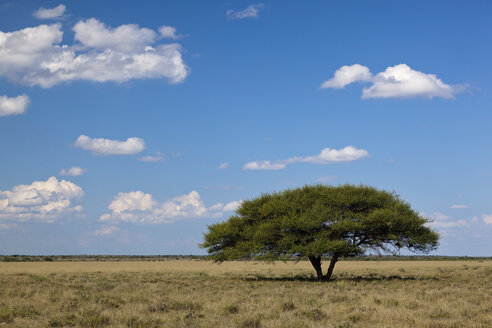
[324,253,339,282]
[309,254,339,282]
[308,256,324,281]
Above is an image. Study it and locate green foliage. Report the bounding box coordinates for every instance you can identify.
[201,185,439,280]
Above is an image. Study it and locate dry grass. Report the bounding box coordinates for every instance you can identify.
[0,260,491,327]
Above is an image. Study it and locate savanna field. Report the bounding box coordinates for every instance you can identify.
[1,259,491,328]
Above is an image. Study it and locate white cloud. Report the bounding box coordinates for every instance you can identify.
[286,146,370,164]
[100,190,240,224]
[138,155,165,163]
[243,146,369,170]
[159,26,180,40]
[209,200,243,213]
[73,135,145,155]
[451,204,470,209]
[243,161,286,170]
[0,94,30,117]
[430,212,451,221]
[227,4,264,20]
[319,64,372,89]
[321,64,459,99]
[363,64,456,99]
[0,176,83,222]
[94,225,118,236]
[217,162,229,170]
[424,212,468,229]
[108,191,155,213]
[59,166,87,176]
[33,4,66,19]
[73,18,157,52]
[431,220,468,228]
[0,20,189,88]
[482,214,492,224]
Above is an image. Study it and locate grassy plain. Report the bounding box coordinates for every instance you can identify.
[0,260,491,327]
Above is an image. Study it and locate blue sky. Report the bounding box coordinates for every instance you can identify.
[0,1,491,255]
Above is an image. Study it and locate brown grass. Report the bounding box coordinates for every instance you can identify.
[0,260,491,327]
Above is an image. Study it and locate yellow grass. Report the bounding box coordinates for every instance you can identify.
[1,260,491,327]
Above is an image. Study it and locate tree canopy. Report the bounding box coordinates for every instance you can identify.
[201,184,439,281]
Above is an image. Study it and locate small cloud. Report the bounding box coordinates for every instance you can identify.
[321,64,462,99]
[94,225,118,236]
[482,214,492,225]
[387,158,396,163]
[285,146,369,164]
[430,212,451,221]
[243,161,286,170]
[158,26,180,39]
[450,204,470,209]
[138,154,165,162]
[227,4,264,20]
[424,212,468,229]
[73,135,145,155]
[0,94,30,117]
[33,4,66,19]
[59,166,87,176]
[471,216,479,223]
[319,64,372,89]
[209,200,243,213]
[243,146,369,171]
[217,162,229,170]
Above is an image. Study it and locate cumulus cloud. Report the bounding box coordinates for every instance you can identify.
[159,26,180,39]
[217,162,229,170]
[73,18,156,52]
[482,214,492,224]
[0,176,83,222]
[451,204,470,209]
[321,64,459,99]
[99,190,240,224]
[363,64,456,99]
[0,19,188,88]
[424,212,468,229]
[33,4,66,19]
[319,64,372,89]
[0,94,30,117]
[227,4,264,20]
[73,135,145,155]
[243,146,369,170]
[59,166,87,176]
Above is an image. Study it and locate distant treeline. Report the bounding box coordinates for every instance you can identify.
[1,255,491,262]
[0,255,205,262]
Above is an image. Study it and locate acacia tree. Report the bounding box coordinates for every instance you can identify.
[201,185,439,281]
